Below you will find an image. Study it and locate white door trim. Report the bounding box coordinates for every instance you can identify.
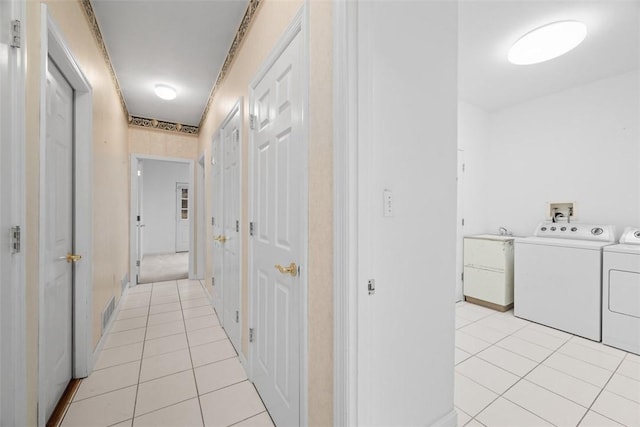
[332,1,359,425]
[219,97,243,356]
[247,5,309,425]
[129,154,195,284]
[38,6,94,425]
[0,0,26,424]
[197,154,205,279]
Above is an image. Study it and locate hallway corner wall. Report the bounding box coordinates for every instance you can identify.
[24,1,130,424]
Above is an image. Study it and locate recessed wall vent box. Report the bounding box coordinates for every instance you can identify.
[547,201,575,221]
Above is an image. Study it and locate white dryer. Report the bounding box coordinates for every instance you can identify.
[514,222,615,341]
[602,227,640,355]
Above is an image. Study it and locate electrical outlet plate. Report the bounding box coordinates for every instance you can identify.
[547,201,575,221]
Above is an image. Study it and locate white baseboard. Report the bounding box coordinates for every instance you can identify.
[430,408,458,427]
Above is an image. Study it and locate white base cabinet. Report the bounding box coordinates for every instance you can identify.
[463,235,515,310]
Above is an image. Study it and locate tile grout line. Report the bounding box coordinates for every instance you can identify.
[575,355,631,426]
[178,279,207,427]
[129,281,156,426]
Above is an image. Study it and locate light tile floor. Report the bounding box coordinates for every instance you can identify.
[455,301,640,427]
[61,279,274,427]
[60,282,640,426]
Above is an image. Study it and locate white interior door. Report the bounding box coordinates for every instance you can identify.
[175,183,189,252]
[456,149,465,302]
[222,107,242,352]
[43,57,74,421]
[250,25,304,427]
[211,136,224,318]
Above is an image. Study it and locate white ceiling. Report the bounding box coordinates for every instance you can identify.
[459,0,640,111]
[90,1,639,126]
[92,0,250,126]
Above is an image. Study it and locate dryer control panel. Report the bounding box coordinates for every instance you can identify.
[534,222,616,242]
[619,227,640,245]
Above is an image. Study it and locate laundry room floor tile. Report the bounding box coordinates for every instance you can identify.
[504,380,587,426]
[557,340,624,371]
[454,372,498,416]
[591,390,640,426]
[453,302,639,427]
[476,345,538,377]
[456,356,519,394]
[605,373,640,403]
[524,364,601,407]
[543,352,613,388]
[476,397,553,426]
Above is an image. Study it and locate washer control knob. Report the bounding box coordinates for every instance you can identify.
[550,226,557,231]
[540,227,547,231]
[560,227,567,231]
[571,227,578,232]
[634,231,640,239]
[591,227,603,236]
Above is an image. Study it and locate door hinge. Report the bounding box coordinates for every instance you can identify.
[462,218,465,226]
[249,222,254,236]
[462,163,466,172]
[249,114,256,130]
[211,217,215,226]
[235,310,239,323]
[368,279,375,296]
[10,226,21,253]
[249,327,255,343]
[137,215,141,222]
[136,260,140,267]
[212,277,215,287]
[461,272,464,282]
[10,20,21,48]
[236,220,239,233]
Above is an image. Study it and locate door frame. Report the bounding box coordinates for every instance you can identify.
[333,1,359,424]
[129,154,195,284]
[38,7,94,425]
[247,6,309,425]
[0,0,26,424]
[219,97,243,355]
[196,154,206,279]
[456,149,465,302]
[210,132,223,316]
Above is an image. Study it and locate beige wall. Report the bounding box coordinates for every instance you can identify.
[25,0,130,423]
[129,127,198,159]
[197,0,333,424]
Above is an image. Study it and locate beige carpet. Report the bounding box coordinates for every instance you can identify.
[138,252,189,284]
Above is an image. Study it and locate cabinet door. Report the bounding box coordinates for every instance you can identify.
[463,266,513,306]
[463,238,507,271]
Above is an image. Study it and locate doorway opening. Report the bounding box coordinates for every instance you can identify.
[130,154,195,285]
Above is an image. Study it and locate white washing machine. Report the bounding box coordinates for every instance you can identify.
[602,227,640,355]
[514,222,615,341]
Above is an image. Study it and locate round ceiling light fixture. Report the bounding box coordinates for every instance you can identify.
[508,20,587,65]
[154,84,177,100]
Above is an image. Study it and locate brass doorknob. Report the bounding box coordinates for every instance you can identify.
[274,262,297,277]
[214,235,228,243]
[66,253,82,263]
